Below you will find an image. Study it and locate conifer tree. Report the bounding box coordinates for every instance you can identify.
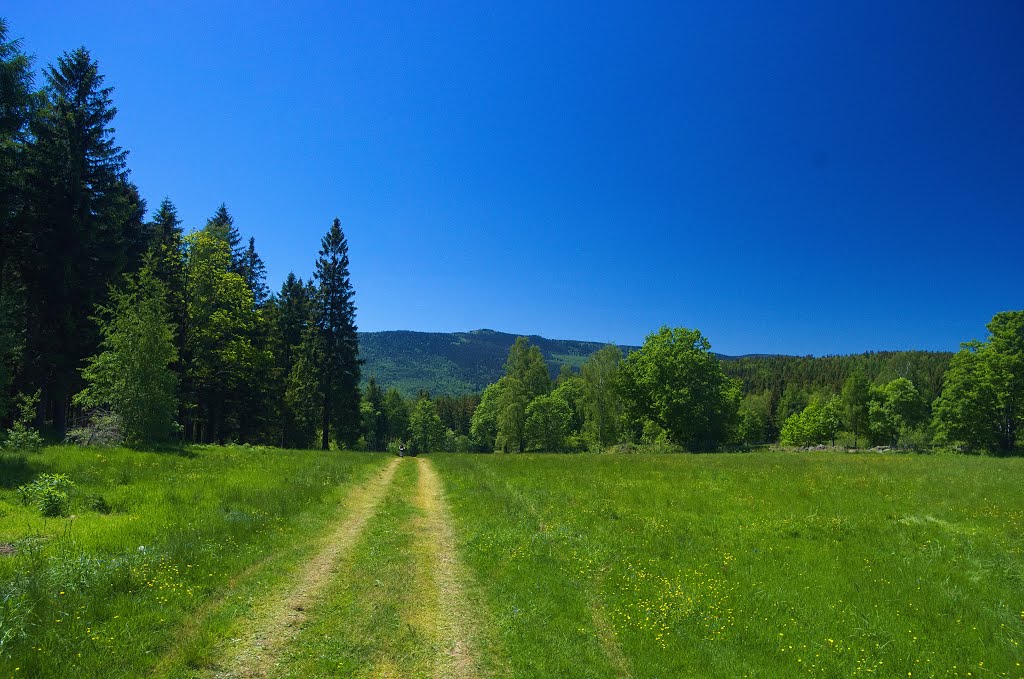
[0,264,26,424]
[239,236,269,306]
[267,273,313,447]
[0,21,34,423]
[0,19,35,271]
[203,203,244,269]
[147,199,186,341]
[23,47,146,434]
[291,218,361,450]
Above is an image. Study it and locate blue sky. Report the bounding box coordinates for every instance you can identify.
[6,2,1023,355]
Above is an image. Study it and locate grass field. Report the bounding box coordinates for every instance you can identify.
[1,447,1022,677]
[434,452,1024,677]
[0,445,385,677]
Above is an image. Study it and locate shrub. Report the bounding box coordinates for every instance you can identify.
[3,390,44,452]
[65,410,125,447]
[18,473,75,517]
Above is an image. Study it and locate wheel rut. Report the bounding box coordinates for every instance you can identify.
[208,456,401,678]
[413,457,486,679]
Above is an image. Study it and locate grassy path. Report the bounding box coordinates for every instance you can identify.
[268,457,498,678]
[413,457,488,678]
[204,457,401,678]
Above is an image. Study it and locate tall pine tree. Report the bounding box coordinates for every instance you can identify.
[203,203,244,268]
[23,47,146,434]
[290,218,360,450]
[239,236,269,306]
[0,20,34,424]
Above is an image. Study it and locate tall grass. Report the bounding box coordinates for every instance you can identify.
[0,445,383,677]
[434,451,1024,677]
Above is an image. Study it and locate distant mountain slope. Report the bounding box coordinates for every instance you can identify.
[358,329,637,396]
[358,329,954,400]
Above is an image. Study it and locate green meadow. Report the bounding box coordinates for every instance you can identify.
[0,446,384,677]
[435,451,1024,677]
[1,447,1022,677]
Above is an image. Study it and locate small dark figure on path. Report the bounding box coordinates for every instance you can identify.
[398,442,405,457]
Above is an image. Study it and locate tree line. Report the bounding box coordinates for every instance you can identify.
[458,314,1023,455]
[0,20,361,449]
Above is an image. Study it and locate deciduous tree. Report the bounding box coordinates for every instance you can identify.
[74,267,178,444]
[580,344,622,449]
[933,311,1024,453]
[409,396,444,453]
[841,372,870,447]
[525,391,572,451]
[619,326,740,450]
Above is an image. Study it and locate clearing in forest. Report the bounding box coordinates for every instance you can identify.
[4,448,1023,677]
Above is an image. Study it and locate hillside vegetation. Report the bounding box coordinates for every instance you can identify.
[359,328,951,399]
[358,329,638,396]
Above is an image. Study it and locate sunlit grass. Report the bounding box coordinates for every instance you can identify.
[277,459,436,677]
[0,445,384,677]
[434,451,1024,677]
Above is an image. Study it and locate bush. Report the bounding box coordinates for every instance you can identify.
[3,422,44,452]
[3,390,44,452]
[65,410,124,447]
[18,473,75,517]
[898,425,933,452]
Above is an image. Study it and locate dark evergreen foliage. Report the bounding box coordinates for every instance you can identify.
[203,203,244,268]
[21,47,146,435]
[239,236,270,306]
[291,218,361,450]
[265,273,314,447]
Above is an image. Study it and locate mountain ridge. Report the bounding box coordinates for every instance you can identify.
[358,328,952,398]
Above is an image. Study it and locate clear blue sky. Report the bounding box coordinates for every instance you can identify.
[7,2,1023,355]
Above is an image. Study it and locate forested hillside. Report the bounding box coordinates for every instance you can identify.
[359,328,952,400]
[358,329,639,396]
[721,351,953,404]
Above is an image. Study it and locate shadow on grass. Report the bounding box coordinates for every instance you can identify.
[0,453,47,489]
[117,442,198,458]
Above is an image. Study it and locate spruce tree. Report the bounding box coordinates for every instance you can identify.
[23,47,146,434]
[307,219,360,450]
[203,203,244,269]
[239,236,269,306]
[267,273,313,447]
[0,21,34,422]
[147,198,186,343]
[0,19,35,269]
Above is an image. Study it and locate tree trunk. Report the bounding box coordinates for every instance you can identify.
[53,382,67,438]
[321,393,331,451]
